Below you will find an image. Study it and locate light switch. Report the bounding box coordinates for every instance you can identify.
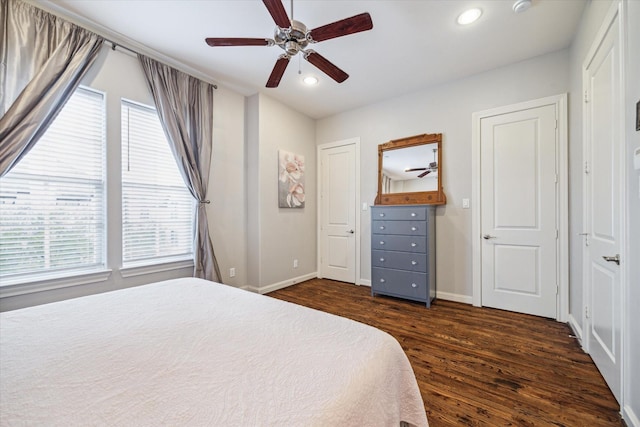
[362,202,368,211]
[462,198,470,209]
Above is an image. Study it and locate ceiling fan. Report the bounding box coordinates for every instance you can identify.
[205,0,373,88]
[404,149,438,178]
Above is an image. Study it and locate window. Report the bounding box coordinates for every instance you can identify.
[121,100,194,266]
[0,88,106,283]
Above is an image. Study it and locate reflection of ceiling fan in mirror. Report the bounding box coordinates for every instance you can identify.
[404,148,438,178]
[205,0,373,88]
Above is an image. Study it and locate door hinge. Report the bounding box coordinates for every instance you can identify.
[585,305,589,319]
[554,173,558,183]
[556,284,559,295]
[555,119,558,129]
[584,90,589,103]
[578,232,590,246]
[584,161,590,174]
[556,229,559,239]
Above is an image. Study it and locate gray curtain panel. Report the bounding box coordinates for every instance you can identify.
[0,0,104,176]
[138,55,221,283]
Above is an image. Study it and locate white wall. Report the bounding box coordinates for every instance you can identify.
[317,49,570,300]
[246,93,317,292]
[209,85,247,287]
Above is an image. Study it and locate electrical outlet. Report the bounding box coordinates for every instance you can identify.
[293,259,299,268]
[229,267,236,278]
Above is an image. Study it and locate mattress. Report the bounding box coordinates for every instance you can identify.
[0,278,428,426]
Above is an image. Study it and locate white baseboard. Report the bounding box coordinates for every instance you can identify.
[567,313,583,347]
[624,405,640,427]
[436,291,472,304]
[245,272,318,295]
[359,281,470,304]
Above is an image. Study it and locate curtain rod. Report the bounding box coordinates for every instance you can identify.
[106,40,218,90]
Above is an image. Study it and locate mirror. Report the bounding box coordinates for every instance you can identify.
[375,133,446,205]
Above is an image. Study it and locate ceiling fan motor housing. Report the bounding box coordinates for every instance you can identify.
[274,20,309,55]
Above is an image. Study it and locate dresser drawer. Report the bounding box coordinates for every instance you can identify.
[372,206,427,221]
[371,235,427,253]
[372,220,427,236]
[372,250,427,272]
[371,267,427,301]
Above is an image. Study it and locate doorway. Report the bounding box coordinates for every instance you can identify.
[317,138,361,284]
[582,2,624,404]
[472,94,569,321]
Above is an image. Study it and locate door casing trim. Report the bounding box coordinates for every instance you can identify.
[317,138,361,285]
[471,94,569,322]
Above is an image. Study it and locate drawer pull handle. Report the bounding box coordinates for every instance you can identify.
[379,226,385,230]
[380,278,385,283]
[411,212,416,217]
[379,258,385,262]
[411,226,417,231]
[411,260,417,265]
[411,283,417,288]
[380,241,385,245]
[379,213,385,217]
[411,243,417,247]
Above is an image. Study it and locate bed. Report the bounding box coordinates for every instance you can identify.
[0,278,428,426]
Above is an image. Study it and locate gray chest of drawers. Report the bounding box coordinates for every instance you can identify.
[371,205,435,307]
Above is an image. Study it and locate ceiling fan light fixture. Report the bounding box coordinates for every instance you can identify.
[303,75,318,85]
[457,8,482,25]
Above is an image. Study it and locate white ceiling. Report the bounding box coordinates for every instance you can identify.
[42,0,586,119]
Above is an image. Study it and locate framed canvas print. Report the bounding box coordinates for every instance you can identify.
[278,150,305,208]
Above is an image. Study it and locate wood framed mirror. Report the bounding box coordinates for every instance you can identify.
[375,133,446,205]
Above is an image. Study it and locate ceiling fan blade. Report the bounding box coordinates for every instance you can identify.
[266,55,290,88]
[418,170,432,178]
[303,50,348,83]
[263,0,291,29]
[404,168,427,172]
[205,38,272,47]
[308,12,373,43]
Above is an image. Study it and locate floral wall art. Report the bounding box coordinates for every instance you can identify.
[278,150,305,208]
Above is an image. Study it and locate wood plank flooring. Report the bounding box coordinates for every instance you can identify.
[268,279,623,427]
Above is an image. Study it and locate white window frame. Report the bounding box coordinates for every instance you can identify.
[0,86,110,295]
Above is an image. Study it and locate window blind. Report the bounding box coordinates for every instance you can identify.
[121,101,194,266]
[0,88,105,281]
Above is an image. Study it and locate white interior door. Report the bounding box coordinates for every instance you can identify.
[583,7,622,403]
[319,143,356,283]
[479,104,558,318]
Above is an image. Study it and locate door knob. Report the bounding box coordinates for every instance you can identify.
[347,229,354,234]
[602,254,620,265]
[483,234,496,240]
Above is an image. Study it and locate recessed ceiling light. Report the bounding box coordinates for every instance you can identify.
[303,76,318,85]
[457,8,482,25]
[513,0,532,13]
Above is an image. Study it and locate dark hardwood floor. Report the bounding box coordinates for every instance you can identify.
[268,279,622,427]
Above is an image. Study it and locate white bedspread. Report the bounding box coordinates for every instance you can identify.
[1,278,428,426]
